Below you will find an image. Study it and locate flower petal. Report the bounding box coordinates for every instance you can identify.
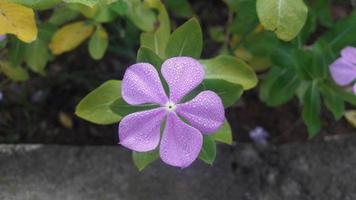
[160,112,203,168]
[122,63,168,105]
[161,57,205,103]
[176,91,225,134]
[119,108,166,152]
[341,46,356,64]
[330,58,356,86]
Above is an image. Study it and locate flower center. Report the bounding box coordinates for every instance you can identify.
[165,101,176,112]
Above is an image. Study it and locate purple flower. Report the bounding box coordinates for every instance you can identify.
[330,46,356,94]
[119,57,225,168]
[249,126,269,146]
[0,35,6,41]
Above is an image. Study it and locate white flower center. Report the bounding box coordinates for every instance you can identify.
[165,101,176,112]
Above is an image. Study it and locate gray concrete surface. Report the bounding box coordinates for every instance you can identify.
[1,135,356,200]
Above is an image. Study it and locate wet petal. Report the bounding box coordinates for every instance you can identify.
[176,91,225,134]
[122,63,168,105]
[330,58,356,86]
[160,113,203,168]
[161,57,204,103]
[119,108,166,152]
[341,46,356,64]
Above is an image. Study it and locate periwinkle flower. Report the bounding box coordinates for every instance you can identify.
[329,46,356,94]
[119,57,225,168]
[249,126,269,146]
[0,35,6,41]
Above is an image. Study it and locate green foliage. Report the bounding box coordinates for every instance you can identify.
[260,67,300,106]
[256,0,308,41]
[75,80,123,125]
[201,55,258,90]
[203,79,243,108]
[0,61,29,81]
[6,0,61,10]
[132,150,159,171]
[302,83,321,137]
[165,18,203,59]
[2,0,355,169]
[258,10,356,137]
[165,0,193,18]
[212,119,233,145]
[199,136,217,165]
[88,25,109,60]
[140,0,170,58]
[63,0,101,7]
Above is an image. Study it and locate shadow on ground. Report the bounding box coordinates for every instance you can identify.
[1,134,356,200]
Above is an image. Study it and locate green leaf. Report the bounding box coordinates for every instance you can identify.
[256,0,308,41]
[318,11,356,53]
[302,82,321,138]
[75,80,123,125]
[110,0,128,15]
[48,6,80,26]
[227,0,259,36]
[6,0,61,10]
[200,55,258,90]
[322,82,356,106]
[165,18,203,59]
[320,85,345,120]
[203,79,243,108]
[126,0,156,31]
[165,0,193,18]
[137,47,163,70]
[212,119,233,145]
[24,39,49,74]
[110,98,157,117]
[140,0,170,58]
[260,66,300,106]
[199,135,216,165]
[68,2,117,23]
[63,0,100,7]
[0,61,29,81]
[8,38,26,68]
[89,25,109,60]
[132,149,159,171]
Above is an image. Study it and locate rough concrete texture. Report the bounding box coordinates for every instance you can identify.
[1,135,356,200]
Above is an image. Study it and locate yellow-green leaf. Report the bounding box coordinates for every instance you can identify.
[140,0,170,58]
[345,110,356,128]
[49,21,94,55]
[75,80,122,125]
[256,0,308,41]
[0,2,37,43]
[212,119,233,145]
[88,25,108,60]
[201,55,258,90]
[0,61,29,81]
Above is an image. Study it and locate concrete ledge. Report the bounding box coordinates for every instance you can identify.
[1,135,356,200]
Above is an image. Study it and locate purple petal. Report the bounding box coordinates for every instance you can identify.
[341,46,356,64]
[122,63,168,105]
[330,58,356,86]
[159,112,203,168]
[0,35,5,41]
[119,108,166,152]
[176,91,225,134]
[161,57,205,103]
